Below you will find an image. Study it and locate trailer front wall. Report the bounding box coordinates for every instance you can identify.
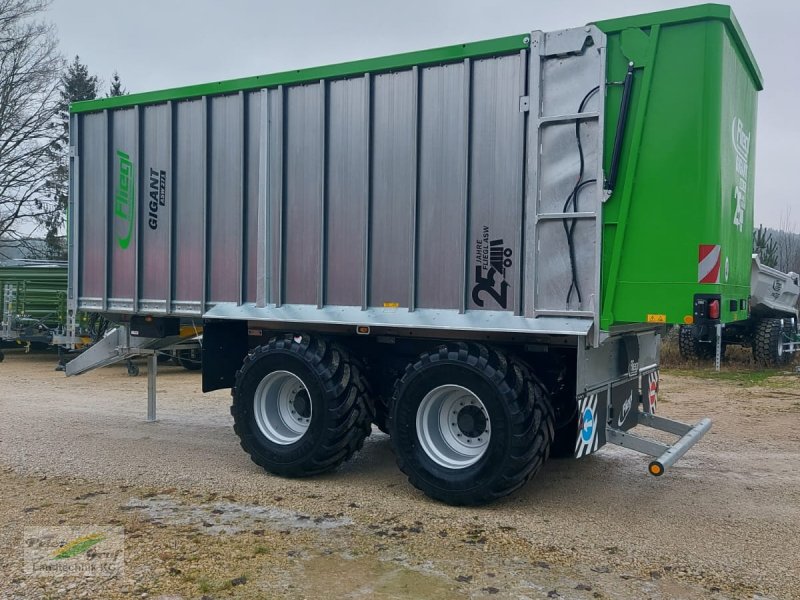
[597,5,762,329]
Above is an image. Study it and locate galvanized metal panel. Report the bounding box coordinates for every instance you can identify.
[109,109,136,304]
[245,91,261,303]
[538,120,600,214]
[268,87,283,306]
[78,112,106,301]
[370,70,415,308]
[325,77,367,307]
[526,25,606,333]
[536,218,597,311]
[140,104,171,305]
[416,62,467,310]
[71,25,609,340]
[283,83,323,305]
[467,54,524,313]
[208,94,243,303]
[67,113,79,312]
[173,99,205,310]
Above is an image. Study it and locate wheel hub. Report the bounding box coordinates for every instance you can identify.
[416,384,491,469]
[457,405,486,438]
[253,370,312,445]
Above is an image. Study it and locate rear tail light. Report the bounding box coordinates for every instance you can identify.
[708,299,720,320]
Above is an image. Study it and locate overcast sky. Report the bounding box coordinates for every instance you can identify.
[48,0,797,230]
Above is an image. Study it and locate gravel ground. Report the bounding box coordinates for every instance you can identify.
[0,349,799,599]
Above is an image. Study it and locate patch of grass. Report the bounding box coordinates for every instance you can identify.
[254,545,269,555]
[662,367,783,386]
[196,574,249,593]
[216,579,234,591]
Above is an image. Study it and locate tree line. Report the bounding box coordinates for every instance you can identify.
[754,211,800,275]
[0,0,125,260]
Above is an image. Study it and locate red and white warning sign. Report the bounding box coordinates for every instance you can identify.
[698,244,721,284]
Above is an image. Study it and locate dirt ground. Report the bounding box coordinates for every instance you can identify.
[0,348,798,600]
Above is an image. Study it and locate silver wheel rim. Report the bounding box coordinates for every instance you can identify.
[253,370,312,445]
[416,384,491,469]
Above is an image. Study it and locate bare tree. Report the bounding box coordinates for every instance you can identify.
[0,0,63,259]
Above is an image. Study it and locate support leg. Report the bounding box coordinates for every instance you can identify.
[714,323,724,372]
[147,353,157,422]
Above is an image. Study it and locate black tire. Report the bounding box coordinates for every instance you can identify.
[231,334,372,477]
[752,318,790,367]
[177,348,202,371]
[678,325,716,360]
[389,343,554,506]
[0,350,4,362]
[126,361,140,377]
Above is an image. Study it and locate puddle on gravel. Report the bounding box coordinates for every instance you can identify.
[126,496,352,534]
[296,554,462,599]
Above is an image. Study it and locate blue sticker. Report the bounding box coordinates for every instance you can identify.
[580,406,594,443]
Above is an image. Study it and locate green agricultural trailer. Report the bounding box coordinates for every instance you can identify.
[679,255,800,366]
[66,4,762,505]
[0,261,75,361]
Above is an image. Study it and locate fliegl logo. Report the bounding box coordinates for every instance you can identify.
[731,117,750,233]
[114,150,135,250]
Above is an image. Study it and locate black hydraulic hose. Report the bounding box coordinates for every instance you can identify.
[563,86,600,305]
[605,61,635,192]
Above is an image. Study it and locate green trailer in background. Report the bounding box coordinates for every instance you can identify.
[679,255,800,366]
[67,4,762,505]
[0,261,72,360]
[0,261,200,370]
[0,261,103,362]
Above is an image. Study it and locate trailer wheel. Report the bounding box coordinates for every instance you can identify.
[231,335,372,477]
[0,349,4,362]
[752,318,790,367]
[176,348,202,371]
[389,343,554,505]
[678,325,716,360]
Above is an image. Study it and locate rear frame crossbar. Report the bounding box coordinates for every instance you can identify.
[606,412,712,476]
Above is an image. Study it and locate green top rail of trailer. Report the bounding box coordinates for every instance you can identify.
[69,3,762,339]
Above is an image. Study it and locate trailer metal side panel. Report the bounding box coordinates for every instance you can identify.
[78,113,106,306]
[208,94,244,304]
[69,21,640,341]
[369,70,416,309]
[140,103,171,309]
[416,61,467,311]
[283,83,324,306]
[245,93,261,304]
[467,54,525,313]
[173,100,205,314]
[109,108,137,309]
[326,77,368,308]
